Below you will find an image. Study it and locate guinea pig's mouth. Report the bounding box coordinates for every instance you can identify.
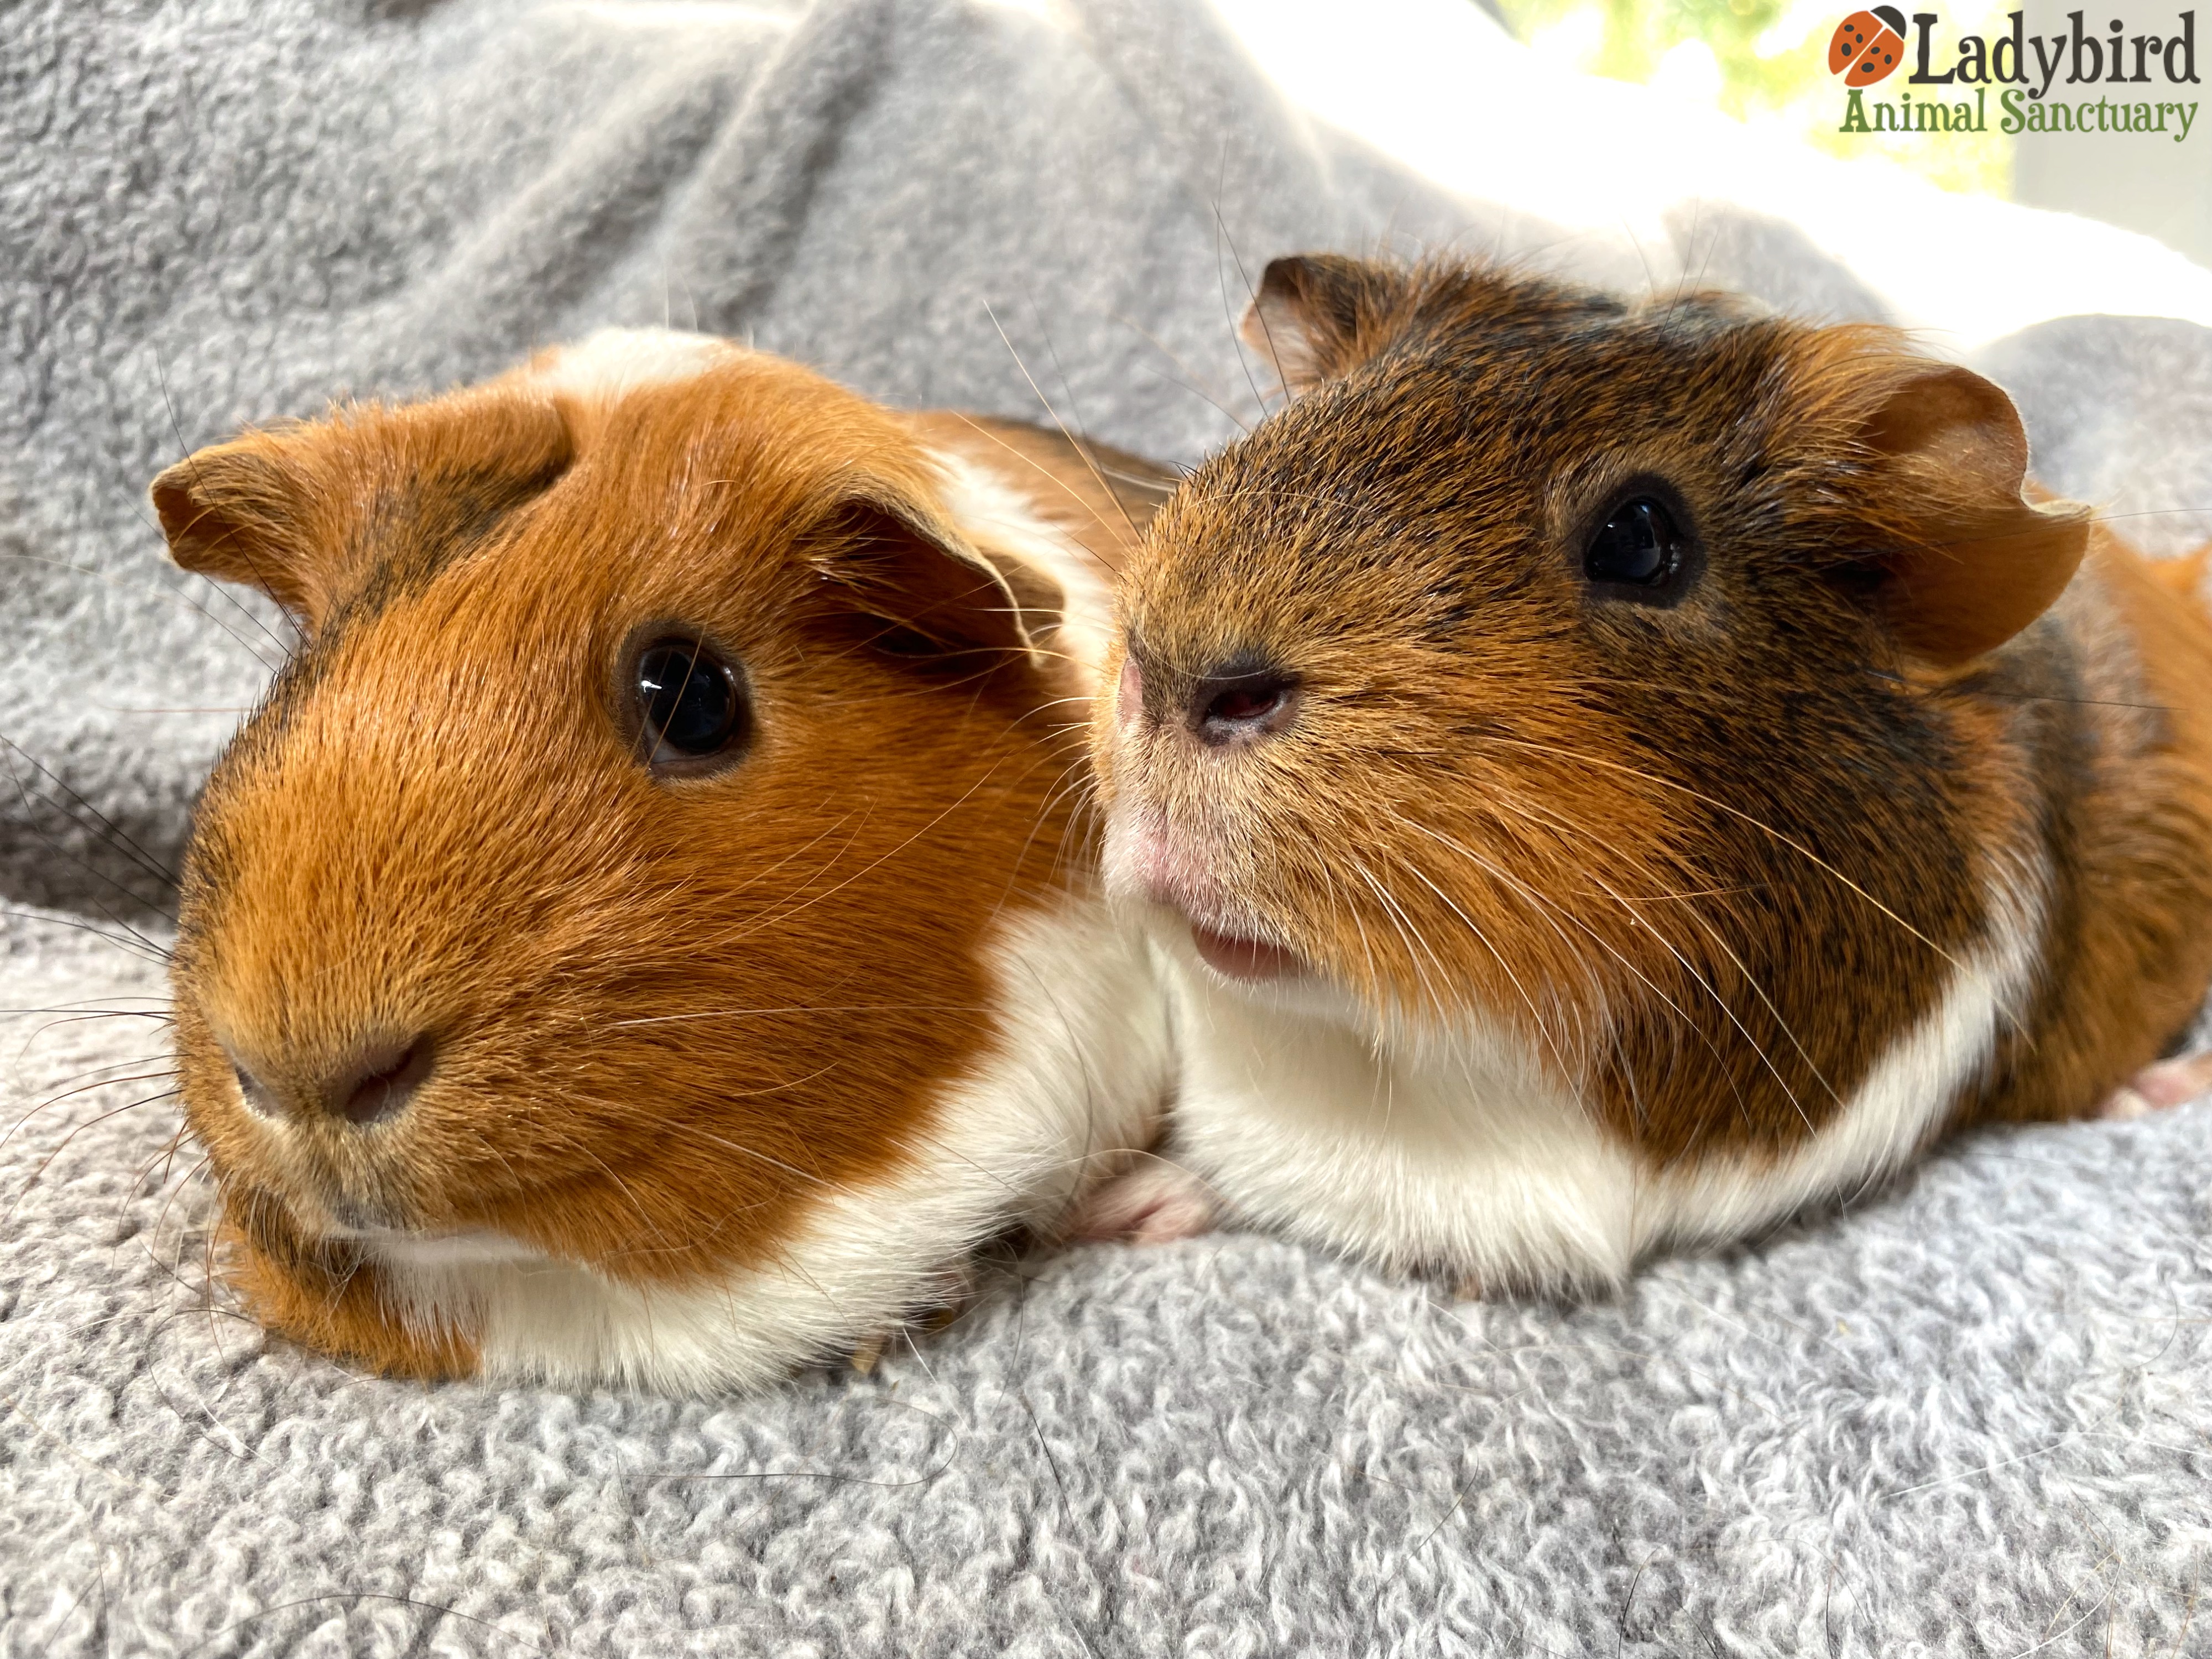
[1107,806,1311,982]
[1186,923,1307,983]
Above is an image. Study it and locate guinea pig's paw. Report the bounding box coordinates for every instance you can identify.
[2100,1053,2212,1119]
[1064,1161,1219,1245]
[846,1260,983,1373]
[848,1331,890,1375]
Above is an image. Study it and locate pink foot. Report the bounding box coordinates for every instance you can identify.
[2100,1053,2212,1120]
[1065,1161,1218,1245]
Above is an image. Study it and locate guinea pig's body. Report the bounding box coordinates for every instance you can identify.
[1086,258,2212,1292]
[156,330,1175,1390]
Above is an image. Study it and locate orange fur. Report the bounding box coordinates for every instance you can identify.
[1964,531,2212,1123]
[156,340,1170,1378]
[220,1209,477,1380]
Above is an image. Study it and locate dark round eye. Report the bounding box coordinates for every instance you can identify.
[633,637,745,769]
[1584,496,1685,589]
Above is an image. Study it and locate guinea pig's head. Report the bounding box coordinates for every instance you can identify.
[156,332,1154,1389]
[1097,255,2088,1075]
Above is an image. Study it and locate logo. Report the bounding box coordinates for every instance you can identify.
[1829,8,2201,141]
[1830,7,1908,86]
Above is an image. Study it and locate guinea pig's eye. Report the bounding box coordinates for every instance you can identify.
[1584,496,1685,591]
[632,636,749,774]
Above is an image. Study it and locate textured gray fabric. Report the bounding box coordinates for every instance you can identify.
[1975,315,2212,559]
[6,1,2212,1653]
[1662,202,1895,327]
[0,0,1620,914]
[8,912,2212,1655]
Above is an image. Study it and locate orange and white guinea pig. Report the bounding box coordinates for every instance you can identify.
[1083,255,2212,1292]
[154,330,1176,1390]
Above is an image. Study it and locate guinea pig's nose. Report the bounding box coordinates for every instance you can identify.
[1117,656,1144,729]
[233,1035,434,1128]
[1187,659,1297,747]
[330,1036,435,1126]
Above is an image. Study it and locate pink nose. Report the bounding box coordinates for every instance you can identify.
[1117,656,1144,728]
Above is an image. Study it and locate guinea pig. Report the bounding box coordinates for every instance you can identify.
[1080,255,2212,1293]
[152,328,1177,1390]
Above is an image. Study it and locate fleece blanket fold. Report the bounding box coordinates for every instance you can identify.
[3,1,2209,1652]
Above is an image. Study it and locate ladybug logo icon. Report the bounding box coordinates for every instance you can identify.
[1829,6,1907,84]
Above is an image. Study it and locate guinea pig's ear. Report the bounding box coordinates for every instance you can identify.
[801,485,1039,662]
[150,439,322,618]
[150,395,573,633]
[1855,362,2089,666]
[1241,254,1410,397]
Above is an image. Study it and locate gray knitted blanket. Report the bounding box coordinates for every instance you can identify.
[4,2,2210,1652]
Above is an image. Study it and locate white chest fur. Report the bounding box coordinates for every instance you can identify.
[1158,873,2044,1290]
[364,895,1171,1392]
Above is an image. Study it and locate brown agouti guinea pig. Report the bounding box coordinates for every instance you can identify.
[1079,255,2212,1290]
[153,329,1176,1390]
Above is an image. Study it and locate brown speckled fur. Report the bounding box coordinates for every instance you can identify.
[1098,255,2212,1171]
